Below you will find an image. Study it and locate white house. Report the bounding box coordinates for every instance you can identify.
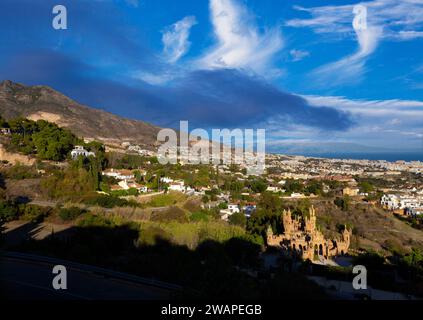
[227,204,240,214]
[290,193,306,199]
[102,169,134,181]
[161,177,174,184]
[168,180,185,192]
[267,186,282,193]
[118,180,148,193]
[220,210,233,221]
[381,194,423,210]
[70,146,95,159]
[0,128,11,135]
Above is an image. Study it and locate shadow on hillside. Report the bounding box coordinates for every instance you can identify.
[0,172,5,189]
[2,222,41,247]
[2,222,327,300]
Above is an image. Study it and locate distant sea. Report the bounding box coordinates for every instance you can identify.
[285,152,423,162]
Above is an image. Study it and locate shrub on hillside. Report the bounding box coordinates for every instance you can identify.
[110,188,139,197]
[83,194,137,208]
[59,207,87,221]
[147,193,186,207]
[228,212,247,228]
[334,196,350,211]
[190,211,210,222]
[183,199,201,213]
[3,164,40,180]
[138,225,171,246]
[41,167,97,200]
[20,205,51,223]
[151,206,188,223]
[0,201,19,222]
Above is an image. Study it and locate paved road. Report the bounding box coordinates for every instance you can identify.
[0,256,172,300]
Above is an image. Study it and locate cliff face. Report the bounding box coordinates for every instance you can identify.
[0,80,161,148]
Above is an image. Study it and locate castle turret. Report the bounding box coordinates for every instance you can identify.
[266,225,274,237]
[282,209,294,234]
[342,225,351,245]
[304,206,317,234]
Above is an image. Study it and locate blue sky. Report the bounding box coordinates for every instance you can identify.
[0,0,422,154]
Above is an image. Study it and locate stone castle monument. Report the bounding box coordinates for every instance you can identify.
[267,206,351,261]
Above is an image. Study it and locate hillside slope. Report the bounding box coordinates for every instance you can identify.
[0,80,161,147]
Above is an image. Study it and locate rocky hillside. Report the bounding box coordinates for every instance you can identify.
[0,80,161,148]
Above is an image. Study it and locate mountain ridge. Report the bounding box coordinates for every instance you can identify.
[0,80,161,148]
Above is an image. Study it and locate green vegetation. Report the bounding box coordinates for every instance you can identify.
[19,205,51,223]
[41,166,98,200]
[6,118,80,161]
[106,153,156,170]
[228,212,247,227]
[358,181,374,193]
[58,207,87,221]
[8,209,326,299]
[247,192,284,244]
[1,163,40,180]
[189,210,211,222]
[110,188,139,197]
[304,180,325,196]
[147,192,187,207]
[334,196,350,211]
[0,200,19,222]
[82,194,139,208]
[0,201,51,223]
[247,178,267,193]
[151,206,189,223]
[40,148,106,200]
[284,179,304,194]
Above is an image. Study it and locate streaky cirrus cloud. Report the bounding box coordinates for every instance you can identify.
[162,16,198,64]
[289,49,310,62]
[286,0,423,86]
[286,0,423,39]
[196,0,284,77]
[302,94,423,146]
[312,24,383,86]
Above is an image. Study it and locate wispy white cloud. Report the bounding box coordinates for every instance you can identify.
[162,16,197,64]
[286,0,423,39]
[132,70,176,85]
[286,0,423,86]
[289,49,310,62]
[197,0,283,77]
[395,30,423,40]
[262,94,423,151]
[125,0,140,8]
[303,95,423,114]
[314,25,382,85]
[302,94,423,146]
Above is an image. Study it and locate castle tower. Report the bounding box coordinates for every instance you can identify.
[282,209,294,234]
[342,225,351,247]
[266,225,274,238]
[304,206,317,234]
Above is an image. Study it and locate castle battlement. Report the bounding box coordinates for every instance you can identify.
[267,206,351,261]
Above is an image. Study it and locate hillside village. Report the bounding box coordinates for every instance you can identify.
[1,115,423,299]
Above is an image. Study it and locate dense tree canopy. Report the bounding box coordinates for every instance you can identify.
[5,118,80,161]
